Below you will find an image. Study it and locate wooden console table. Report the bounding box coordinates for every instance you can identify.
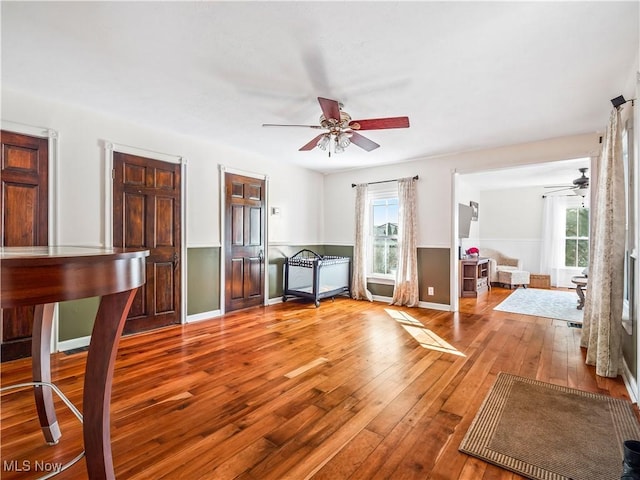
[460,257,490,297]
[1,246,149,479]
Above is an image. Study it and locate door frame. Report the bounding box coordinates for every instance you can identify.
[219,164,269,314]
[1,120,60,350]
[103,141,187,324]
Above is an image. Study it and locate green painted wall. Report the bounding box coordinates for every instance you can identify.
[267,244,451,305]
[187,247,220,314]
[58,297,99,341]
[418,247,451,305]
[57,245,452,343]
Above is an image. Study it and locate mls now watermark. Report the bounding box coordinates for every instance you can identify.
[4,459,63,473]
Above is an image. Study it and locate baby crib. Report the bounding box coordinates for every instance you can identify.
[282,249,351,307]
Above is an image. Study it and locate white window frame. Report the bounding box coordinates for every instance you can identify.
[367,184,399,284]
[564,203,589,268]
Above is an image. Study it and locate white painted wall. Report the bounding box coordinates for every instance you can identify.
[2,88,324,248]
[478,186,544,274]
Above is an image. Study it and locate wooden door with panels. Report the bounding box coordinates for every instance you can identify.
[1,130,49,361]
[225,173,266,312]
[113,152,181,334]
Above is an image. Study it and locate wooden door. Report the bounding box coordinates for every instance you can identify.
[1,130,49,360]
[225,173,265,312]
[113,152,181,334]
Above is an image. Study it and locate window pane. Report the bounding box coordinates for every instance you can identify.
[373,204,387,234]
[388,239,398,274]
[578,208,589,237]
[370,196,399,276]
[565,239,577,267]
[566,208,577,236]
[577,239,589,267]
[372,238,387,274]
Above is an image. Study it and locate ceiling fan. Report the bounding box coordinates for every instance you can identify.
[262,97,410,156]
[545,167,590,196]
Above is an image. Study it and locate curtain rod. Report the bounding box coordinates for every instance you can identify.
[351,175,419,188]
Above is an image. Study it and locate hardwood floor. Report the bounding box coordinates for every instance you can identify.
[1,287,635,479]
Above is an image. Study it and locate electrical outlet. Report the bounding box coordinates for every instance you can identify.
[428,287,434,296]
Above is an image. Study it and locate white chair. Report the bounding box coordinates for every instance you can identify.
[481,248,523,286]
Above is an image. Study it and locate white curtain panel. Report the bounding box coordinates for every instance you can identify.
[580,108,626,378]
[539,195,567,287]
[391,177,419,307]
[352,184,373,301]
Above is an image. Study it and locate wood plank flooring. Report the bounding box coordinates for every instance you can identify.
[1,287,635,479]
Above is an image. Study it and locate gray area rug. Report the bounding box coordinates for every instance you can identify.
[460,372,640,480]
[494,287,584,323]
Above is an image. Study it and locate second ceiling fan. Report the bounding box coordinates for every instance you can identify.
[262,97,410,155]
[545,167,590,196]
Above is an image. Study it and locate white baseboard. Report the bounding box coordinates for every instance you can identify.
[268,296,284,306]
[417,300,451,311]
[622,357,638,404]
[57,335,91,352]
[186,310,222,323]
[372,296,451,311]
[372,295,392,304]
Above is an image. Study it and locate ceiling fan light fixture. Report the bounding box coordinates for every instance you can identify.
[267,97,410,153]
[337,133,351,148]
[574,187,589,197]
[316,134,330,151]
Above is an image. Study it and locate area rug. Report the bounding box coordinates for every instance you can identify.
[494,287,583,323]
[459,372,640,480]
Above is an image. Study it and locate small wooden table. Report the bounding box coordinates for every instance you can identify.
[1,246,149,479]
[460,256,490,297]
[571,275,588,310]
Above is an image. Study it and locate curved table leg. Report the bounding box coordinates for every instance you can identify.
[83,288,138,480]
[32,303,62,445]
[576,285,585,310]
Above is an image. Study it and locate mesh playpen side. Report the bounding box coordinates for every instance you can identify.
[282,249,351,307]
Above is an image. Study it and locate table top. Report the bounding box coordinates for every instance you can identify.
[1,245,147,262]
[1,246,149,307]
[461,256,489,263]
[571,275,588,285]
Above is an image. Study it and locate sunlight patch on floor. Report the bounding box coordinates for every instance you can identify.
[385,309,465,357]
[285,357,329,378]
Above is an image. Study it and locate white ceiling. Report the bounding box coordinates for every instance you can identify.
[461,157,591,191]
[1,2,638,175]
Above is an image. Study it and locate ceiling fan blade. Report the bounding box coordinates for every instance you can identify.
[349,116,410,130]
[350,132,380,152]
[262,123,323,129]
[317,97,341,121]
[545,187,575,195]
[299,134,325,151]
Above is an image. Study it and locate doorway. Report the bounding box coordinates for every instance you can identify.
[452,158,592,306]
[223,171,266,313]
[1,130,50,360]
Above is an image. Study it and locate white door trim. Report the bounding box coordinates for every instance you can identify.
[103,141,187,324]
[2,120,60,350]
[219,164,269,314]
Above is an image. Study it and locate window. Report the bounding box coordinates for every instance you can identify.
[370,197,398,277]
[565,206,589,267]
